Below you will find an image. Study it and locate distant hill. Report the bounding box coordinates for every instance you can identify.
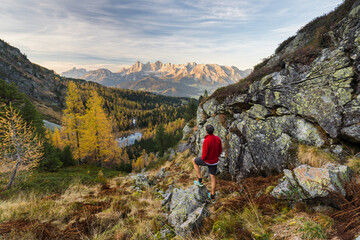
[62,61,251,97]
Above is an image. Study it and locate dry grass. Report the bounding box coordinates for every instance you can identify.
[0,192,70,224]
[347,156,360,173]
[61,179,99,203]
[2,147,358,239]
[272,213,332,240]
[297,144,336,167]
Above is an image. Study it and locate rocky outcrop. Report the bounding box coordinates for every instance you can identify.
[0,40,67,122]
[164,185,209,236]
[135,174,151,189]
[194,1,360,181]
[271,164,352,200]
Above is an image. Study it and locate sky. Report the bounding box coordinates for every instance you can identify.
[0,0,344,73]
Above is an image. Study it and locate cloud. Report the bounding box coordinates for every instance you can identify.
[272,24,303,35]
[0,0,343,72]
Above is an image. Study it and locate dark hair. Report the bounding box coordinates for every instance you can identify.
[206,125,214,135]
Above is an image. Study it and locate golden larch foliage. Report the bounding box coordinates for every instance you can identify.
[61,82,85,159]
[79,90,120,166]
[0,106,43,188]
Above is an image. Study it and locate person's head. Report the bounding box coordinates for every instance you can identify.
[206,125,214,135]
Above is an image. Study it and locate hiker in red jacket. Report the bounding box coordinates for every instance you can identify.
[193,124,222,203]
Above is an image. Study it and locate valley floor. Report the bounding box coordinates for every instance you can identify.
[0,150,359,240]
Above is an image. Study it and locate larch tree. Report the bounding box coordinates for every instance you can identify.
[0,106,43,189]
[62,82,85,160]
[51,127,64,150]
[80,90,119,166]
[120,148,130,164]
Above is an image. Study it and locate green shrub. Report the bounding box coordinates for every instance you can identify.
[212,204,270,239]
[61,145,76,167]
[39,142,63,172]
[298,220,327,239]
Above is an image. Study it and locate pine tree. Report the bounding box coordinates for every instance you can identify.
[80,90,119,166]
[0,106,43,189]
[0,79,24,111]
[40,142,63,172]
[20,99,46,138]
[155,124,166,157]
[61,82,85,160]
[61,145,76,167]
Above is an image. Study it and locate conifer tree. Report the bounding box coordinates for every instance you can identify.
[62,82,85,160]
[51,127,64,149]
[0,106,43,189]
[20,99,46,138]
[155,124,165,157]
[80,90,119,166]
[120,148,130,164]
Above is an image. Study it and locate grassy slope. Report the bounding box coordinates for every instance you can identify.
[1,149,360,239]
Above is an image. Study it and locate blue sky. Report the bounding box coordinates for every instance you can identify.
[0,0,343,73]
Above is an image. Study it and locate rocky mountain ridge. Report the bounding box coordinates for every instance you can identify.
[191,0,360,181]
[0,39,67,122]
[61,61,251,97]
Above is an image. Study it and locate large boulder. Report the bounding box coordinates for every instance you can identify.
[228,114,325,180]
[340,124,360,143]
[271,164,352,200]
[182,122,193,140]
[166,185,209,236]
[135,174,150,189]
[177,206,209,237]
[193,2,360,181]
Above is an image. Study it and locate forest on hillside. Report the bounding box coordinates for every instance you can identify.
[0,78,198,188]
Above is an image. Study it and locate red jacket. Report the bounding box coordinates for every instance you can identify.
[201,134,222,165]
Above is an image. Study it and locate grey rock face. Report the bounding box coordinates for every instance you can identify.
[166,185,209,236]
[135,174,150,189]
[247,104,271,120]
[271,164,352,200]
[193,3,360,181]
[177,142,192,153]
[182,123,194,140]
[340,124,360,143]
[343,95,360,126]
[202,98,219,116]
[161,192,173,208]
[156,168,170,178]
[168,149,176,161]
[178,206,209,237]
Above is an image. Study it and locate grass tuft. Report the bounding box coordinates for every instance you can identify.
[297,144,336,167]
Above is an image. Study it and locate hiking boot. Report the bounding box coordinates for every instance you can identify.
[194,180,204,187]
[208,193,216,203]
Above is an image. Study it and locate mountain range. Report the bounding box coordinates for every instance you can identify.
[61,61,251,97]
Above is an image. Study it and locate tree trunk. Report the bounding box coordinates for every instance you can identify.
[6,161,20,189]
[7,117,22,189]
